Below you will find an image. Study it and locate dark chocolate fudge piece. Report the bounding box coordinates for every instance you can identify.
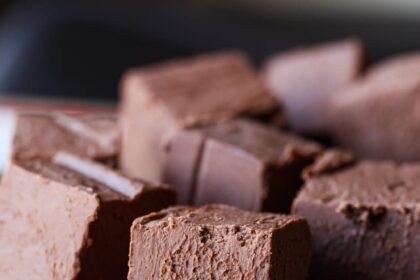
[12,112,119,163]
[328,52,420,161]
[263,38,363,134]
[128,204,311,280]
[164,119,322,212]
[119,51,277,182]
[0,152,175,280]
[292,153,420,280]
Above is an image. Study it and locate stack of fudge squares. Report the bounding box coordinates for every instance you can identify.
[0,37,419,280]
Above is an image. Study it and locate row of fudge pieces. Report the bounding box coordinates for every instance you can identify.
[3,113,319,279]
[3,144,419,279]
[1,38,420,279]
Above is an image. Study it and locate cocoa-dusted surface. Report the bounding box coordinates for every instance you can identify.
[128,204,311,280]
[12,113,119,162]
[119,51,277,182]
[328,52,420,161]
[263,38,363,134]
[0,156,175,280]
[164,119,322,212]
[292,157,420,280]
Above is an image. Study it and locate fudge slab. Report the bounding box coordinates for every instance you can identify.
[119,51,277,182]
[0,152,175,280]
[12,112,119,163]
[263,38,363,134]
[292,155,420,280]
[164,119,322,212]
[328,52,420,161]
[128,204,311,280]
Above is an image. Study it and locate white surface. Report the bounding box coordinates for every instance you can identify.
[53,152,141,198]
[0,109,15,175]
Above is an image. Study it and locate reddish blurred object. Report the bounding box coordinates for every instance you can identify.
[0,96,115,116]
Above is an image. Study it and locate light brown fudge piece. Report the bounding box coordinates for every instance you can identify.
[328,52,420,161]
[263,38,363,134]
[164,119,322,212]
[0,152,175,280]
[12,112,119,162]
[293,154,420,279]
[128,204,311,280]
[119,51,277,182]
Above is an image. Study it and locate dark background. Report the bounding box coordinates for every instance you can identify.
[0,0,420,103]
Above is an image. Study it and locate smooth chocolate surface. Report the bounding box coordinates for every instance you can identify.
[263,38,363,134]
[164,119,322,212]
[293,155,420,279]
[128,204,311,280]
[0,153,175,280]
[328,52,420,161]
[12,113,119,163]
[119,51,277,182]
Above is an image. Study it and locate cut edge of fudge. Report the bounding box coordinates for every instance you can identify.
[128,204,311,280]
[164,119,323,211]
[119,51,279,182]
[2,153,176,279]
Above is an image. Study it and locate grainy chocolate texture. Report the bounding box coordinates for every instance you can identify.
[328,52,420,161]
[0,154,175,280]
[12,113,119,164]
[164,119,322,212]
[292,156,420,280]
[128,205,311,280]
[263,38,363,134]
[119,51,277,182]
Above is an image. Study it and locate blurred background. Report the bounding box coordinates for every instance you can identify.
[1,0,420,172]
[0,0,420,106]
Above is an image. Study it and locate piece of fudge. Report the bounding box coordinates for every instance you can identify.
[0,152,176,280]
[128,204,311,280]
[119,51,277,182]
[163,119,322,212]
[263,38,363,134]
[292,152,420,280]
[328,52,420,161]
[11,112,119,164]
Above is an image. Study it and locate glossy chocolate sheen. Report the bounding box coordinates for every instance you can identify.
[164,119,322,212]
[119,51,277,182]
[0,153,176,280]
[293,152,420,280]
[128,205,311,280]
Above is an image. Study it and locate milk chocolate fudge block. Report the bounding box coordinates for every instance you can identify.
[164,119,322,211]
[0,152,175,280]
[119,51,277,182]
[263,38,363,134]
[12,112,119,163]
[128,205,311,280]
[292,155,420,280]
[328,52,420,161]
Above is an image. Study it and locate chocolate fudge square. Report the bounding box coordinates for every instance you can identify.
[128,204,311,280]
[12,112,119,163]
[263,38,363,134]
[0,152,175,280]
[119,51,277,182]
[292,153,420,280]
[164,119,322,212]
[328,52,420,161]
